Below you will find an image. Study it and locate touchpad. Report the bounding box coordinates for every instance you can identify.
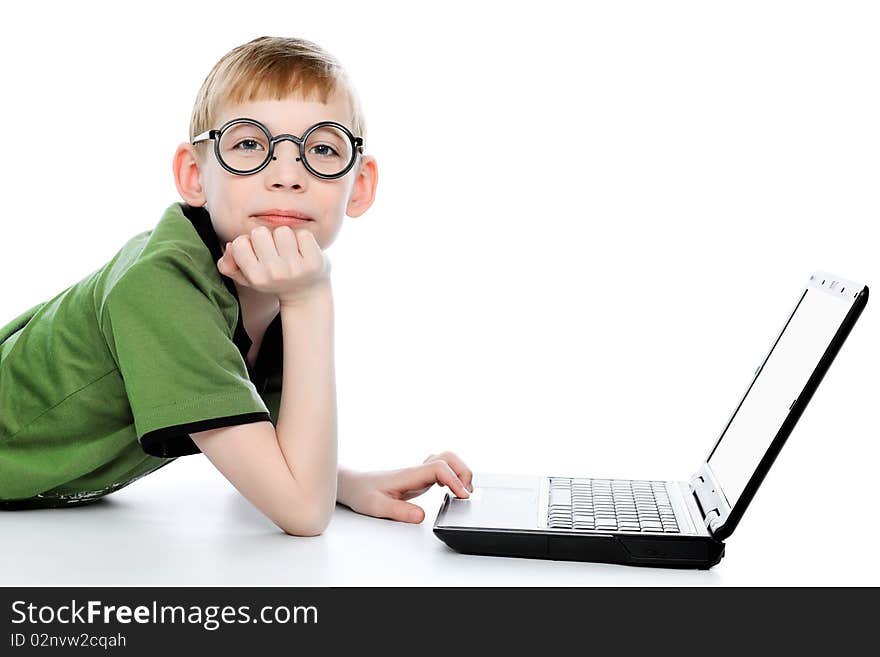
[439,486,539,531]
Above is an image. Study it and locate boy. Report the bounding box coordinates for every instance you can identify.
[0,36,473,536]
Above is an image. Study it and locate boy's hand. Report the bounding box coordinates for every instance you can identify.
[338,452,474,524]
[217,225,331,306]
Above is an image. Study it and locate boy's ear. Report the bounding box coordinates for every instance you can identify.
[346,154,378,219]
[172,142,207,207]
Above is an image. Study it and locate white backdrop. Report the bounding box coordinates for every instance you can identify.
[1,1,877,584]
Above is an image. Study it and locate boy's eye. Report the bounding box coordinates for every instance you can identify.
[233,139,265,151]
[308,143,340,158]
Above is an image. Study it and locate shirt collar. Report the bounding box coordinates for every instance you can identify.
[178,202,282,391]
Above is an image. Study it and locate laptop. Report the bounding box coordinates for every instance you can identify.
[433,271,869,569]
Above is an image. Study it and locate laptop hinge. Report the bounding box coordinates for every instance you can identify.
[690,464,730,536]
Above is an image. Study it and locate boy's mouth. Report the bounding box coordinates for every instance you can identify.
[256,214,315,225]
[252,209,315,226]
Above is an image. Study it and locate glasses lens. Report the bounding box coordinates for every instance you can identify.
[303,125,354,176]
[218,122,270,172]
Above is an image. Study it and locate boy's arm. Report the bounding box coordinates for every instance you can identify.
[274,282,337,526]
[192,281,337,536]
[192,421,326,536]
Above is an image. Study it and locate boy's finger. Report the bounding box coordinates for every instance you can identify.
[218,248,247,287]
[430,461,470,499]
[219,246,237,271]
[228,237,260,282]
[295,228,321,261]
[438,451,473,491]
[380,499,425,524]
[424,452,474,492]
[218,266,247,289]
[249,226,282,262]
[217,242,241,280]
[273,225,302,262]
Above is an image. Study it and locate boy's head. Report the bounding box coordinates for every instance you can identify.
[173,36,377,251]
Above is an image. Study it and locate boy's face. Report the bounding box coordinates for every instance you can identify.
[174,90,377,251]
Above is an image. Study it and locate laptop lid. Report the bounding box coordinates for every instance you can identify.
[689,271,868,541]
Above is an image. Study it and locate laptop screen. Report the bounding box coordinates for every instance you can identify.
[706,274,861,511]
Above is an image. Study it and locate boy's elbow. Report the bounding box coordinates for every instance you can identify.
[280,508,332,537]
[281,520,326,538]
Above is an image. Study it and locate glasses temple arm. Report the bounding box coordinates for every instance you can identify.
[191,129,216,145]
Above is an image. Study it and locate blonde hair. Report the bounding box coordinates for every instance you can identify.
[189,36,366,163]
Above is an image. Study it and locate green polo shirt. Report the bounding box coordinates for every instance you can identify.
[0,202,283,509]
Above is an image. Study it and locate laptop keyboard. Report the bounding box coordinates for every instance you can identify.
[547,477,680,533]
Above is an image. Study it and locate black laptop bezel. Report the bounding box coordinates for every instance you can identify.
[706,277,868,541]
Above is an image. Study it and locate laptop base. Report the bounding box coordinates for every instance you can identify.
[434,485,726,570]
[434,526,725,569]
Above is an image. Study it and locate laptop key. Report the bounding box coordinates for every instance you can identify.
[549,489,571,507]
[573,522,596,529]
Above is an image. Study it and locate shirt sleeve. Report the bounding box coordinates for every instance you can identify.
[261,370,283,428]
[100,255,271,458]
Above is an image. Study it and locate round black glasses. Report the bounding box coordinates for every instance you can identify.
[192,118,364,179]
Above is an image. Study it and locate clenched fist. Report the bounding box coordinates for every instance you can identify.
[217,225,331,306]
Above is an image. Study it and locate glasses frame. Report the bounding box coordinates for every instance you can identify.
[192,117,364,179]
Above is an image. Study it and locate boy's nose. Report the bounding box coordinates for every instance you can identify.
[270,139,302,165]
[265,142,308,184]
